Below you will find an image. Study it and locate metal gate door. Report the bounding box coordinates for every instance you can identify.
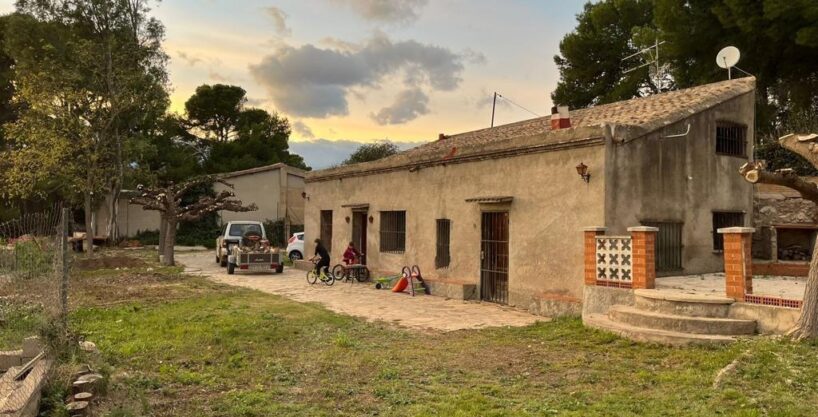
[351,211,367,264]
[481,212,509,304]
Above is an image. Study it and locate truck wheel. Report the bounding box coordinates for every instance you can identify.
[220,256,228,267]
[227,263,235,275]
[276,265,284,274]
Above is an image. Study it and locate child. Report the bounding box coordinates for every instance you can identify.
[342,241,362,265]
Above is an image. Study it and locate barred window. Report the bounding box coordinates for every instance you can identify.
[320,210,332,252]
[716,122,747,157]
[435,219,451,269]
[712,211,744,251]
[642,221,683,272]
[380,211,406,253]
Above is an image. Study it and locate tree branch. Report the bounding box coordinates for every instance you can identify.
[740,161,818,204]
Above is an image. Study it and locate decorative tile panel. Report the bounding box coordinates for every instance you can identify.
[595,236,633,284]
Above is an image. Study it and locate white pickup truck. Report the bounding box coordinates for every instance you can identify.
[215,221,283,274]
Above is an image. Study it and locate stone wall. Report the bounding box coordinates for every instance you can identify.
[753,184,818,260]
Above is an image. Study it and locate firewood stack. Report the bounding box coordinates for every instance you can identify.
[779,245,812,261]
[64,365,103,417]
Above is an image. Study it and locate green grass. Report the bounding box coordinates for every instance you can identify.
[61,274,818,416]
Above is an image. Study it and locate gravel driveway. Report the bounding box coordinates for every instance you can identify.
[177,251,542,332]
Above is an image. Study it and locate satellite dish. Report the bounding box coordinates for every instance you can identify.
[716,46,741,79]
[716,46,740,79]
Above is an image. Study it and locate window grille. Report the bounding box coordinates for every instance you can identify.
[716,122,747,157]
[319,210,333,251]
[380,211,406,253]
[712,211,745,251]
[642,221,683,272]
[435,219,451,269]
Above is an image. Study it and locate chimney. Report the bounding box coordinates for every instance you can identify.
[550,105,572,130]
[438,133,449,141]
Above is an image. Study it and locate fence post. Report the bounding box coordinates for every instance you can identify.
[628,226,658,290]
[584,227,607,286]
[718,227,755,301]
[58,208,70,328]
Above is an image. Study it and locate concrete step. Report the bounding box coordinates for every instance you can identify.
[583,314,740,346]
[635,289,734,318]
[609,305,756,336]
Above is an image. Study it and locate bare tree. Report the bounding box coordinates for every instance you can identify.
[130,175,257,266]
[740,133,818,340]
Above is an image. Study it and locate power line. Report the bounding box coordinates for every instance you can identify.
[490,92,542,127]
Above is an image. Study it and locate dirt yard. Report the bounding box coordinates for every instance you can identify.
[177,251,541,331]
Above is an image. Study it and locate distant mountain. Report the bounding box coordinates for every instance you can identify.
[289,139,422,170]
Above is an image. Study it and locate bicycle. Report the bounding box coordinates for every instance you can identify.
[306,259,335,286]
[332,254,370,283]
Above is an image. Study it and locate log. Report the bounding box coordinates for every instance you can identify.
[74,392,93,403]
[66,401,89,416]
[72,380,93,395]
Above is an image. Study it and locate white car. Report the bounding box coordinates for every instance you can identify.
[216,221,266,267]
[286,232,305,261]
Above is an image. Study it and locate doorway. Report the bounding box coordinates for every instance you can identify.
[352,210,368,264]
[480,211,509,304]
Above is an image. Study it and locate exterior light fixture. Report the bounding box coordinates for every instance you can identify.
[368,215,374,224]
[301,192,309,200]
[576,162,591,183]
[345,216,351,223]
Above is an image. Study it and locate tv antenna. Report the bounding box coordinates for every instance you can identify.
[716,46,741,79]
[622,39,666,75]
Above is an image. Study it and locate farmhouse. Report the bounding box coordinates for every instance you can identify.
[304,77,756,316]
[95,163,306,239]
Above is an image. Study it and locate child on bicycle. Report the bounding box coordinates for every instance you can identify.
[342,241,361,265]
[309,238,331,276]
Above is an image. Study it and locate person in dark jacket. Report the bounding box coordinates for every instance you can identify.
[309,238,331,275]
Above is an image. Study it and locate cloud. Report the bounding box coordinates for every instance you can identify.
[289,139,421,169]
[371,88,429,125]
[291,121,315,139]
[328,0,428,24]
[208,71,229,82]
[249,33,466,119]
[263,6,291,36]
[177,51,203,66]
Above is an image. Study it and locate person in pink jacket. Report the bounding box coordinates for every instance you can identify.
[342,241,362,265]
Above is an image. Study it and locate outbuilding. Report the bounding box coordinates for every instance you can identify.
[304,77,756,316]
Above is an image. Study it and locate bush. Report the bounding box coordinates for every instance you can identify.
[133,214,221,249]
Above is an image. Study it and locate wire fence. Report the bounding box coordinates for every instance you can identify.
[0,205,71,415]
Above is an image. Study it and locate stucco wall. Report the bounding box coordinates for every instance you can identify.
[605,93,755,275]
[305,143,606,314]
[94,195,160,238]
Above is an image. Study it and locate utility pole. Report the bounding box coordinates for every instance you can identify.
[491,92,498,128]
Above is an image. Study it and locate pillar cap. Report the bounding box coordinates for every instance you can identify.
[627,226,659,232]
[583,227,607,232]
[717,227,755,234]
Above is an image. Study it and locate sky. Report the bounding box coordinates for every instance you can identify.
[0,0,590,167]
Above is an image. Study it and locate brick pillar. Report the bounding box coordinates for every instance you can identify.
[628,226,658,290]
[718,227,754,301]
[583,227,607,286]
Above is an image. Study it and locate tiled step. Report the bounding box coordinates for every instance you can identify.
[583,314,739,346]
[634,289,734,318]
[609,305,756,336]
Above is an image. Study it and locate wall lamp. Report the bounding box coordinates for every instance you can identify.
[301,191,309,200]
[576,162,591,183]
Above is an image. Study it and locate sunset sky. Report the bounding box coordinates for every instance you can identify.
[0,0,590,165]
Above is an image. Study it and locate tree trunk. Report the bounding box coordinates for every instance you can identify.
[788,235,818,340]
[83,190,93,255]
[106,182,120,244]
[158,213,167,262]
[162,218,176,266]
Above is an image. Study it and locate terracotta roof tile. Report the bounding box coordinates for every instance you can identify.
[310,77,755,181]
